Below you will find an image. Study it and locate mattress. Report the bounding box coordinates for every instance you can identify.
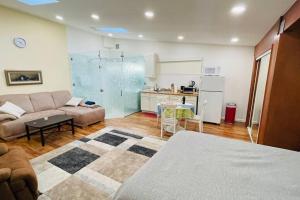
[114,131,300,200]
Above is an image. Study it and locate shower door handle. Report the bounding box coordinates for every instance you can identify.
[121,90,123,96]
[100,89,104,93]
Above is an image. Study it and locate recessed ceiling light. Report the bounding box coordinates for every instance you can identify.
[177,35,184,40]
[144,11,154,19]
[99,27,128,33]
[231,5,246,15]
[55,15,63,21]
[91,14,100,20]
[138,34,144,38]
[17,0,59,6]
[108,33,113,37]
[231,37,239,43]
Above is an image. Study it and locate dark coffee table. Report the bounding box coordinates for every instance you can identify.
[25,115,75,146]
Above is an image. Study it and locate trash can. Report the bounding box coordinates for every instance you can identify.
[225,103,236,124]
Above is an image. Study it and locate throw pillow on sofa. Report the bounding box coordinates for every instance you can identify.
[65,97,83,107]
[0,102,26,118]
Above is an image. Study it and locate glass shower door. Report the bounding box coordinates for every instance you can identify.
[123,56,145,116]
[70,50,145,119]
[71,53,103,106]
[101,56,124,118]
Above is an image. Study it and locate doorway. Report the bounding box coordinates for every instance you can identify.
[247,52,271,143]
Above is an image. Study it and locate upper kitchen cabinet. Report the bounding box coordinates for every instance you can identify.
[145,54,158,78]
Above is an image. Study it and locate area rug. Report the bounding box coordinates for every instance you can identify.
[31,127,166,200]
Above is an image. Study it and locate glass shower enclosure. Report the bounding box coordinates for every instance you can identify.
[70,50,145,118]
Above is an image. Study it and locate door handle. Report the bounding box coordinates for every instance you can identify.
[100,89,104,93]
[121,90,123,96]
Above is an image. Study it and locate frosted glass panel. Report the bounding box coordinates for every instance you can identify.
[70,50,145,119]
[123,57,145,116]
[71,53,103,106]
[102,56,124,118]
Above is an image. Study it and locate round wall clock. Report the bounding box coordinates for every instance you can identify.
[13,37,26,48]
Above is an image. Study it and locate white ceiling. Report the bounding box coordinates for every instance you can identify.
[0,0,296,46]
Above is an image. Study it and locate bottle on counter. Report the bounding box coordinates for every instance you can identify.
[171,83,175,93]
[154,83,159,92]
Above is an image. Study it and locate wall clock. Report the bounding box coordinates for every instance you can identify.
[13,37,26,48]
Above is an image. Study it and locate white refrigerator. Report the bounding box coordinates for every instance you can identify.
[198,76,225,124]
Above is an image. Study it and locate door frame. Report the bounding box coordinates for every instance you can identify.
[245,50,271,127]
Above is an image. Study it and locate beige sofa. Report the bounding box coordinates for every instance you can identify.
[0,91,105,141]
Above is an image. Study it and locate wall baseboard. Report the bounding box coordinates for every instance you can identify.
[221,117,246,123]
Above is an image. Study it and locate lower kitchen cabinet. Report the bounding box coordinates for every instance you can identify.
[141,92,198,113]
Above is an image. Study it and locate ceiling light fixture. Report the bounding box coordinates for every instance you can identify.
[138,34,144,38]
[108,33,113,37]
[91,14,100,20]
[17,0,59,6]
[231,37,239,43]
[55,15,63,21]
[144,11,154,19]
[99,27,128,33]
[177,35,184,40]
[231,5,246,15]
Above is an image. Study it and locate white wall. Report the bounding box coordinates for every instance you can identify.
[0,6,71,95]
[158,61,203,90]
[67,27,103,53]
[67,27,254,122]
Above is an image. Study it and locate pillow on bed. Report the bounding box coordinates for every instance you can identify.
[0,114,17,122]
[65,97,83,107]
[0,102,26,118]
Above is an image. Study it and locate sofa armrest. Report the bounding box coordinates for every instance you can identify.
[0,143,8,156]
[10,168,38,194]
[0,168,11,182]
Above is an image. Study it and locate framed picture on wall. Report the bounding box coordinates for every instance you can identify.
[4,70,43,86]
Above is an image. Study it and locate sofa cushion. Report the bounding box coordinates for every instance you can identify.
[52,90,72,108]
[0,94,34,113]
[30,92,56,112]
[0,110,65,140]
[59,106,105,126]
[0,114,17,122]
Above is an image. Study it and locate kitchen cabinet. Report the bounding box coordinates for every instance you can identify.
[169,95,182,103]
[141,93,150,111]
[185,96,198,107]
[141,92,198,113]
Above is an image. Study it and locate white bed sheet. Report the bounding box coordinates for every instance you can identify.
[114,131,300,200]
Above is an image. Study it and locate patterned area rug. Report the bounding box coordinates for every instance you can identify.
[31,127,166,200]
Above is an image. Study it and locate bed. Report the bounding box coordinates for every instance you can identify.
[114,131,300,200]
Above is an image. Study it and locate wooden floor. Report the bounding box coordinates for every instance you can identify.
[4,112,250,159]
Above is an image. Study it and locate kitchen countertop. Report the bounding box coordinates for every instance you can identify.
[141,89,198,97]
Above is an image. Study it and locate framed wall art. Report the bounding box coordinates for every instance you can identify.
[5,70,43,86]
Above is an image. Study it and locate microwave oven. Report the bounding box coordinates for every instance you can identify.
[181,86,196,94]
[203,66,221,75]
